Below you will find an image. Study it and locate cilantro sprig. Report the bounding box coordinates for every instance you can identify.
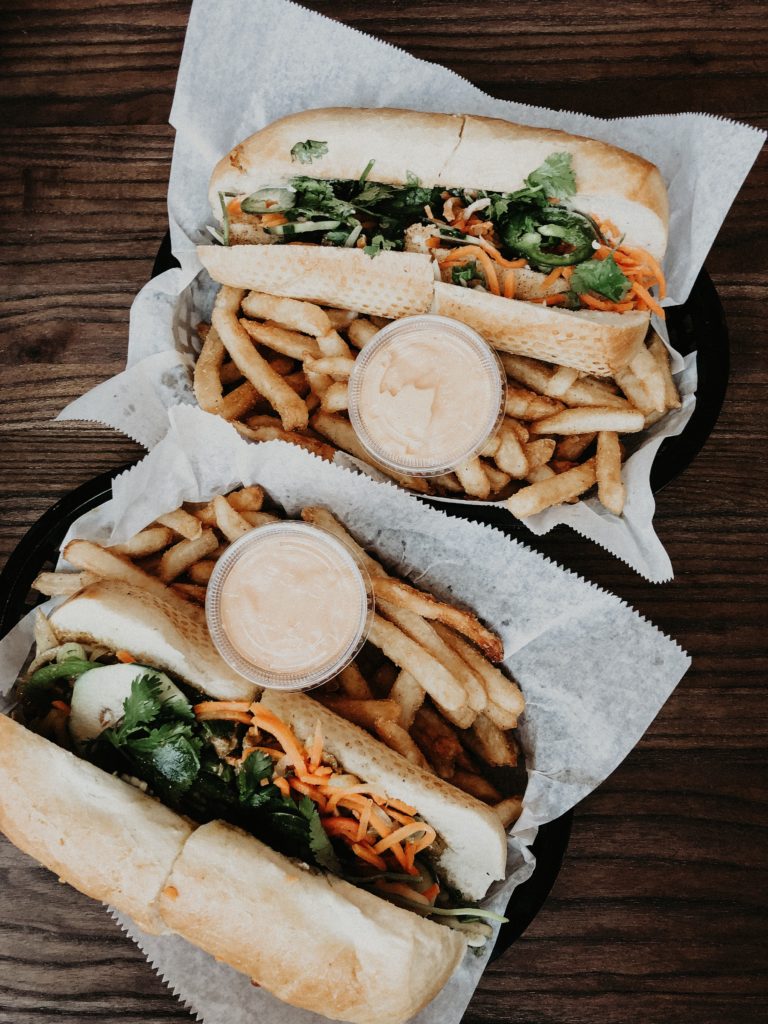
[290,139,329,165]
[570,254,631,302]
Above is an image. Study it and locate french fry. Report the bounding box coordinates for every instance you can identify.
[304,356,356,380]
[525,438,556,470]
[484,700,522,731]
[337,662,373,699]
[219,380,261,421]
[193,323,226,414]
[507,458,597,517]
[411,707,462,779]
[432,472,463,493]
[62,540,204,622]
[220,360,243,386]
[596,431,625,515]
[529,407,644,435]
[314,695,401,730]
[501,353,627,409]
[33,608,59,655]
[464,714,518,767]
[648,333,681,410]
[156,508,203,541]
[479,433,500,459]
[239,318,321,361]
[112,526,175,559]
[32,570,99,597]
[367,614,466,713]
[346,318,379,349]
[372,662,398,694]
[300,507,386,580]
[320,381,349,413]
[227,486,265,513]
[212,494,253,542]
[484,463,511,493]
[506,419,530,445]
[233,421,336,462]
[554,433,596,461]
[544,365,580,398]
[451,771,502,803]
[455,456,491,500]
[627,344,666,413]
[373,718,432,771]
[505,386,565,421]
[494,796,523,828]
[171,582,207,606]
[241,291,332,338]
[433,624,525,718]
[323,307,359,330]
[316,329,353,358]
[389,670,426,729]
[187,559,216,585]
[213,287,309,431]
[526,464,555,484]
[310,412,430,493]
[370,577,503,663]
[239,510,281,528]
[158,530,219,583]
[493,420,529,479]
[613,364,656,415]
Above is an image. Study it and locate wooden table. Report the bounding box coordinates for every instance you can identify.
[1,3,765,1022]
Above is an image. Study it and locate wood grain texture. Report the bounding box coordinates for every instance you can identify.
[0,1,766,1022]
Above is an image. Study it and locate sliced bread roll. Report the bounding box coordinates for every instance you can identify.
[49,579,257,702]
[160,820,466,1024]
[260,690,508,901]
[0,714,192,934]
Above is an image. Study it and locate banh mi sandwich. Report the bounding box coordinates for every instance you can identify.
[0,583,510,1024]
[198,107,669,376]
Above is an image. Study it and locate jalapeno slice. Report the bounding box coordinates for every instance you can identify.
[499,207,599,269]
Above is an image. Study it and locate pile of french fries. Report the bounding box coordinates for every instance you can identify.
[193,285,681,515]
[34,489,525,827]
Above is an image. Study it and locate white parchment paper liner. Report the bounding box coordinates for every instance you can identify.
[1,405,690,1024]
[56,0,764,581]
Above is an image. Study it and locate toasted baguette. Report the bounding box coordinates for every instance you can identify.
[0,713,192,934]
[160,820,466,1024]
[49,579,257,702]
[260,690,508,901]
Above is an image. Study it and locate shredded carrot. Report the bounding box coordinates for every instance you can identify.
[580,293,616,312]
[51,700,70,715]
[326,784,387,813]
[374,880,431,905]
[116,650,136,664]
[246,746,284,760]
[630,281,666,318]
[386,798,418,816]
[298,771,336,785]
[425,236,443,249]
[388,841,415,874]
[250,706,307,772]
[261,212,287,227]
[422,882,440,903]
[226,197,242,216]
[503,271,516,299]
[351,843,388,870]
[387,806,418,826]
[367,805,396,839]
[356,799,373,842]
[539,266,564,291]
[373,822,437,855]
[530,293,568,306]
[195,701,251,716]
[622,246,667,299]
[440,245,500,294]
[403,842,416,874]
[309,720,324,770]
[323,817,361,840]
[274,777,291,798]
[195,709,253,725]
[288,778,326,807]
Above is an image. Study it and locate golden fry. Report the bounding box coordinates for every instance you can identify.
[158,530,219,583]
[239,318,321,361]
[507,458,597,517]
[596,430,625,515]
[373,718,432,771]
[156,508,203,541]
[529,407,644,436]
[112,526,175,559]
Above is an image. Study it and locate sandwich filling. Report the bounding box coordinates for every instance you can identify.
[213,151,665,318]
[14,642,505,948]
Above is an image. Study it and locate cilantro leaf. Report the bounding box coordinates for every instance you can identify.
[363,234,397,258]
[525,152,576,201]
[119,673,166,735]
[300,797,342,873]
[130,725,202,798]
[290,139,328,165]
[451,262,477,286]
[237,750,276,807]
[570,254,630,302]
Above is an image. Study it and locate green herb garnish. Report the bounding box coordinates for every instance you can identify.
[290,139,329,164]
[570,253,630,301]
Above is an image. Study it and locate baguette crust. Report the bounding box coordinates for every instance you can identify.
[433,282,650,377]
[0,714,192,934]
[198,244,435,318]
[209,107,668,256]
[160,820,466,1024]
[49,580,257,702]
[261,690,508,901]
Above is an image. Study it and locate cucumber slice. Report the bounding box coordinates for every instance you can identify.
[69,663,190,746]
[266,219,341,236]
[240,187,296,214]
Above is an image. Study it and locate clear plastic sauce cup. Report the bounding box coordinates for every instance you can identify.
[206,522,373,690]
[347,314,506,477]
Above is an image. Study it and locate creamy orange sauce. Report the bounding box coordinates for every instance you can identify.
[219,531,364,677]
[356,326,499,466]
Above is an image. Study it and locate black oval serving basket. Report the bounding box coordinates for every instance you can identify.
[0,234,729,959]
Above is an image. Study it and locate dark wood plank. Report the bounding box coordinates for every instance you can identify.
[0,2,766,1023]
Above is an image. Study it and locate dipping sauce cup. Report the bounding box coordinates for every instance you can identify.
[206,522,373,690]
[347,314,506,477]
